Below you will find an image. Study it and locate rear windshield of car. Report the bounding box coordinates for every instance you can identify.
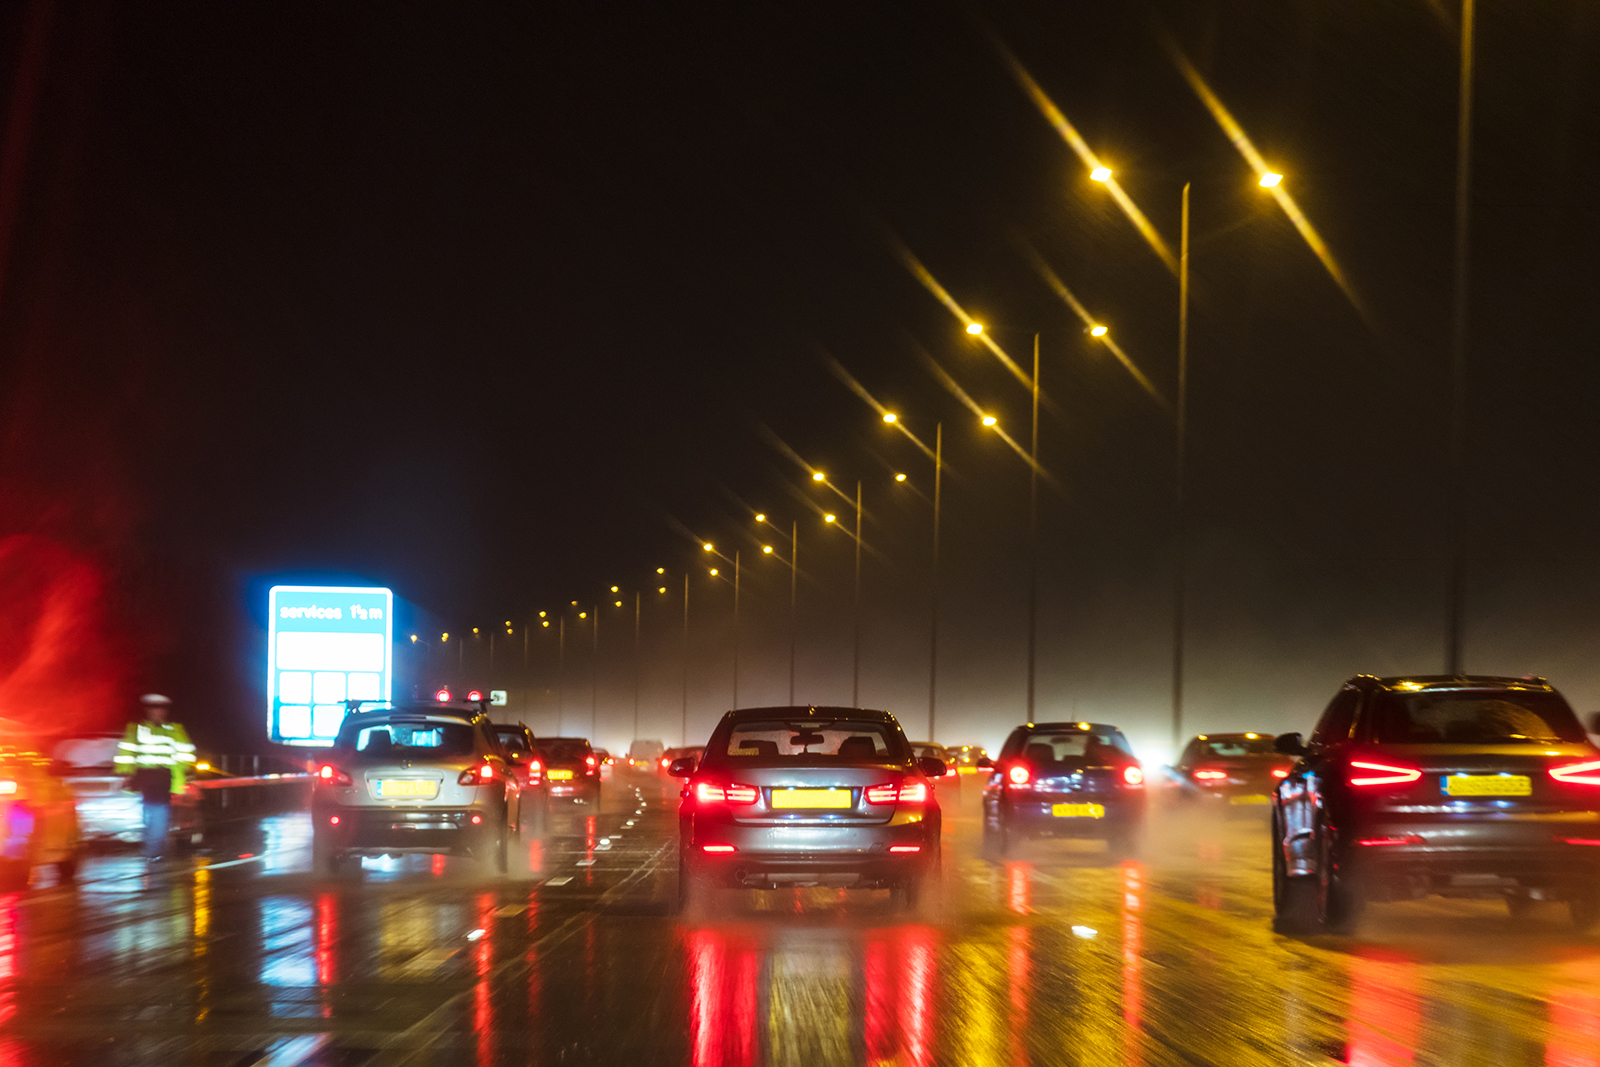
[1369,690,1586,744]
[538,740,591,761]
[494,728,531,753]
[715,720,909,763]
[1199,737,1277,758]
[1008,729,1133,761]
[336,720,477,756]
[911,745,950,761]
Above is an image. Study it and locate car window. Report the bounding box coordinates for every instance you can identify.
[338,720,476,756]
[538,739,591,761]
[1310,689,1360,746]
[716,720,908,762]
[1016,730,1131,762]
[1199,737,1276,758]
[494,728,530,754]
[1369,689,1586,745]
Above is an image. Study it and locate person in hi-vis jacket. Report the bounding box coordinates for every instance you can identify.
[113,694,196,862]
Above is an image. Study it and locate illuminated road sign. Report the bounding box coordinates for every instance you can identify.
[268,585,393,746]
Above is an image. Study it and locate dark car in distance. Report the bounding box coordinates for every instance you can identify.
[673,706,944,911]
[1167,732,1293,812]
[982,722,1146,859]
[1272,675,1600,933]
[535,737,600,805]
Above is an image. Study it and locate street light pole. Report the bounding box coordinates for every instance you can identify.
[633,590,641,742]
[789,521,798,703]
[1173,182,1191,749]
[733,550,741,709]
[1446,0,1476,676]
[681,572,689,746]
[591,604,599,739]
[1027,332,1039,722]
[853,479,863,707]
[930,421,942,742]
[557,617,566,736]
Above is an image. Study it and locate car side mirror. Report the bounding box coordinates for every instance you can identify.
[668,757,697,778]
[1273,732,1307,756]
[916,757,947,778]
[975,756,994,769]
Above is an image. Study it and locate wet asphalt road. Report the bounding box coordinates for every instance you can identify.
[3,769,1600,1065]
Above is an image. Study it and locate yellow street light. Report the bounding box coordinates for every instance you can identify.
[812,471,825,482]
[763,545,773,554]
[472,627,479,634]
[710,567,719,576]
[410,634,417,643]
[579,612,587,619]
[504,620,511,627]
[658,586,666,594]
[1259,172,1282,188]
[442,633,449,641]
[542,621,549,627]
[895,473,907,482]
[570,600,578,606]
[824,513,837,523]
[539,610,546,618]
[703,542,714,551]
[1089,325,1108,337]
[882,412,897,424]
[1090,166,1112,182]
[755,513,766,523]
[965,323,984,335]
[981,415,998,427]
[610,586,618,593]
[614,600,622,607]
[656,567,665,574]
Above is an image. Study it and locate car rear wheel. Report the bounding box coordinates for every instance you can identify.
[676,856,707,916]
[479,824,508,876]
[1272,814,1318,935]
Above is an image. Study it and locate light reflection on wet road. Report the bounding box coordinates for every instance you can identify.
[1,773,1599,1064]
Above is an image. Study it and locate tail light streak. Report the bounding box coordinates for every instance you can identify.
[1349,761,1423,787]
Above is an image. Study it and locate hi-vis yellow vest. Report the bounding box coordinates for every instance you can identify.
[113,721,196,793]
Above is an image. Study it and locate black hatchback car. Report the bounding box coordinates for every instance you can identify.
[982,721,1146,859]
[672,706,945,911]
[1272,674,1600,933]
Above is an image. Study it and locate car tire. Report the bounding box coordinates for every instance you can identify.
[312,833,343,877]
[1317,830,1360,932]
[1570,890,1600,931]
[677,855,707,916]
[1272,813,1318,935]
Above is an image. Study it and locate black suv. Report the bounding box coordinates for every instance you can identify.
[1272,675,1600,932]
[981,721,1146,859]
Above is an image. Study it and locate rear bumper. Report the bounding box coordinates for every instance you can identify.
[313,805,497,854]
[1342,814,1600,895]
[683,812,939,887]
[1000,796,1143,838]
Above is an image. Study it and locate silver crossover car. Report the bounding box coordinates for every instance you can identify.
[672,706,945,911]
[310,702,522,875]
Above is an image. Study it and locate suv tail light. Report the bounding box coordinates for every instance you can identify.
[1193,768,1227,781]
[695,782,759,805]
[866,782,928,805]
[458,763,495,785]
[1349,760,1422,787]
[1122,765,1144,787]
[1551,760,1600,785]
[1007,764,1031,788]
[528,758,543,782]
[316,765,352,786]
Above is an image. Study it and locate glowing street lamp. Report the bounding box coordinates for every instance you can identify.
[1258,171,1283,188]
[1090,166,1112,182]
[981,415,998,427]
[895,473,907,482]
[824,513,837,524]
[882,412,898,424]
[965,322,984,335]
[812,471,826,482]
[1089,325,1108,337]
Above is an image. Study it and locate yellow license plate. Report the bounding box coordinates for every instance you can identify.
[1229,794,1271,806]
[1051,803,1105,818]
[374,779,437,799]
[1442,774,1531,797]
[548,770,574,780]
[770,788,853,809]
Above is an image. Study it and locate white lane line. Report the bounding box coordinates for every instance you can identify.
[254,1034,332,1067]
[201,853,275,871]
[544,877,572,886]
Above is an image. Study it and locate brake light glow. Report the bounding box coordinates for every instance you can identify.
[0,780,14,795]
[328,815,340,826]
[1357,835,1422,846]
[435,688,451,702]
[529,758,543,781]
[458,763,495,785]
[661,758,671,769]
[701,844,737,853]
[1349,761,1423,787]
[1272,768,1289,779]
[586,756,597,767]
[1122,765,1144,787]
[471,814,482,824]
[888,845,922,853]
[866,782,929,804]
[1007,765,1031,786]
[695,782,725,803]
[1550,760,1600,785]
[1194,769,1227,781]
[724,784,759,804]
[1564,838,1600,846]
[316,765,351,786]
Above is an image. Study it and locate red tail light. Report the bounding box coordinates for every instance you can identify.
[1122,765,1145,787]
[1563,838,1600,846]
[1193,769,1227,781]
[1272,768,1289,779]
[1550,760,1600,785]
[701,844,736,853]
[866,782,928,804]
[528,758,543,782]
[1349,760,1423,787]
[696,782,758,805]
[458,763,495,785]
[1358,835,1423,846]
[661,757,671,769]
[695,782,725,803]
[328,815,340,826]
[1007,764,1031,787]
[316,765,351,786]
[586,755,597,767]
[724,783,759,804]
[888,845,922,853]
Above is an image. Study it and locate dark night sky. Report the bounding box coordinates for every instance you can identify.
[2,1,1599,757]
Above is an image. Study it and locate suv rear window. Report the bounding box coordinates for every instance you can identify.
[494,728,531,754]
[1196,736,1276,759]
[1369,689,1586,745]
[538,740,591,761]
[715,720,909,763]
[337,719,477,756]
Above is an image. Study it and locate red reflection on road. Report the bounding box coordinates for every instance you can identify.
[315,893,337,987]
[1122,861,1144,1065]
[0,895,15,1024]
[475,893,495,1067]
[688,929,758,1067]
[431,853,445,877]
[1007,861,1031,914]
[1547,957,1600,1067]
[1346,949,1420,1067]
[1009,925,1031,1067]
[866,927,937,1067]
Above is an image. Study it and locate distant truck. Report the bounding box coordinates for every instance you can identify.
[627,739,665,769]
